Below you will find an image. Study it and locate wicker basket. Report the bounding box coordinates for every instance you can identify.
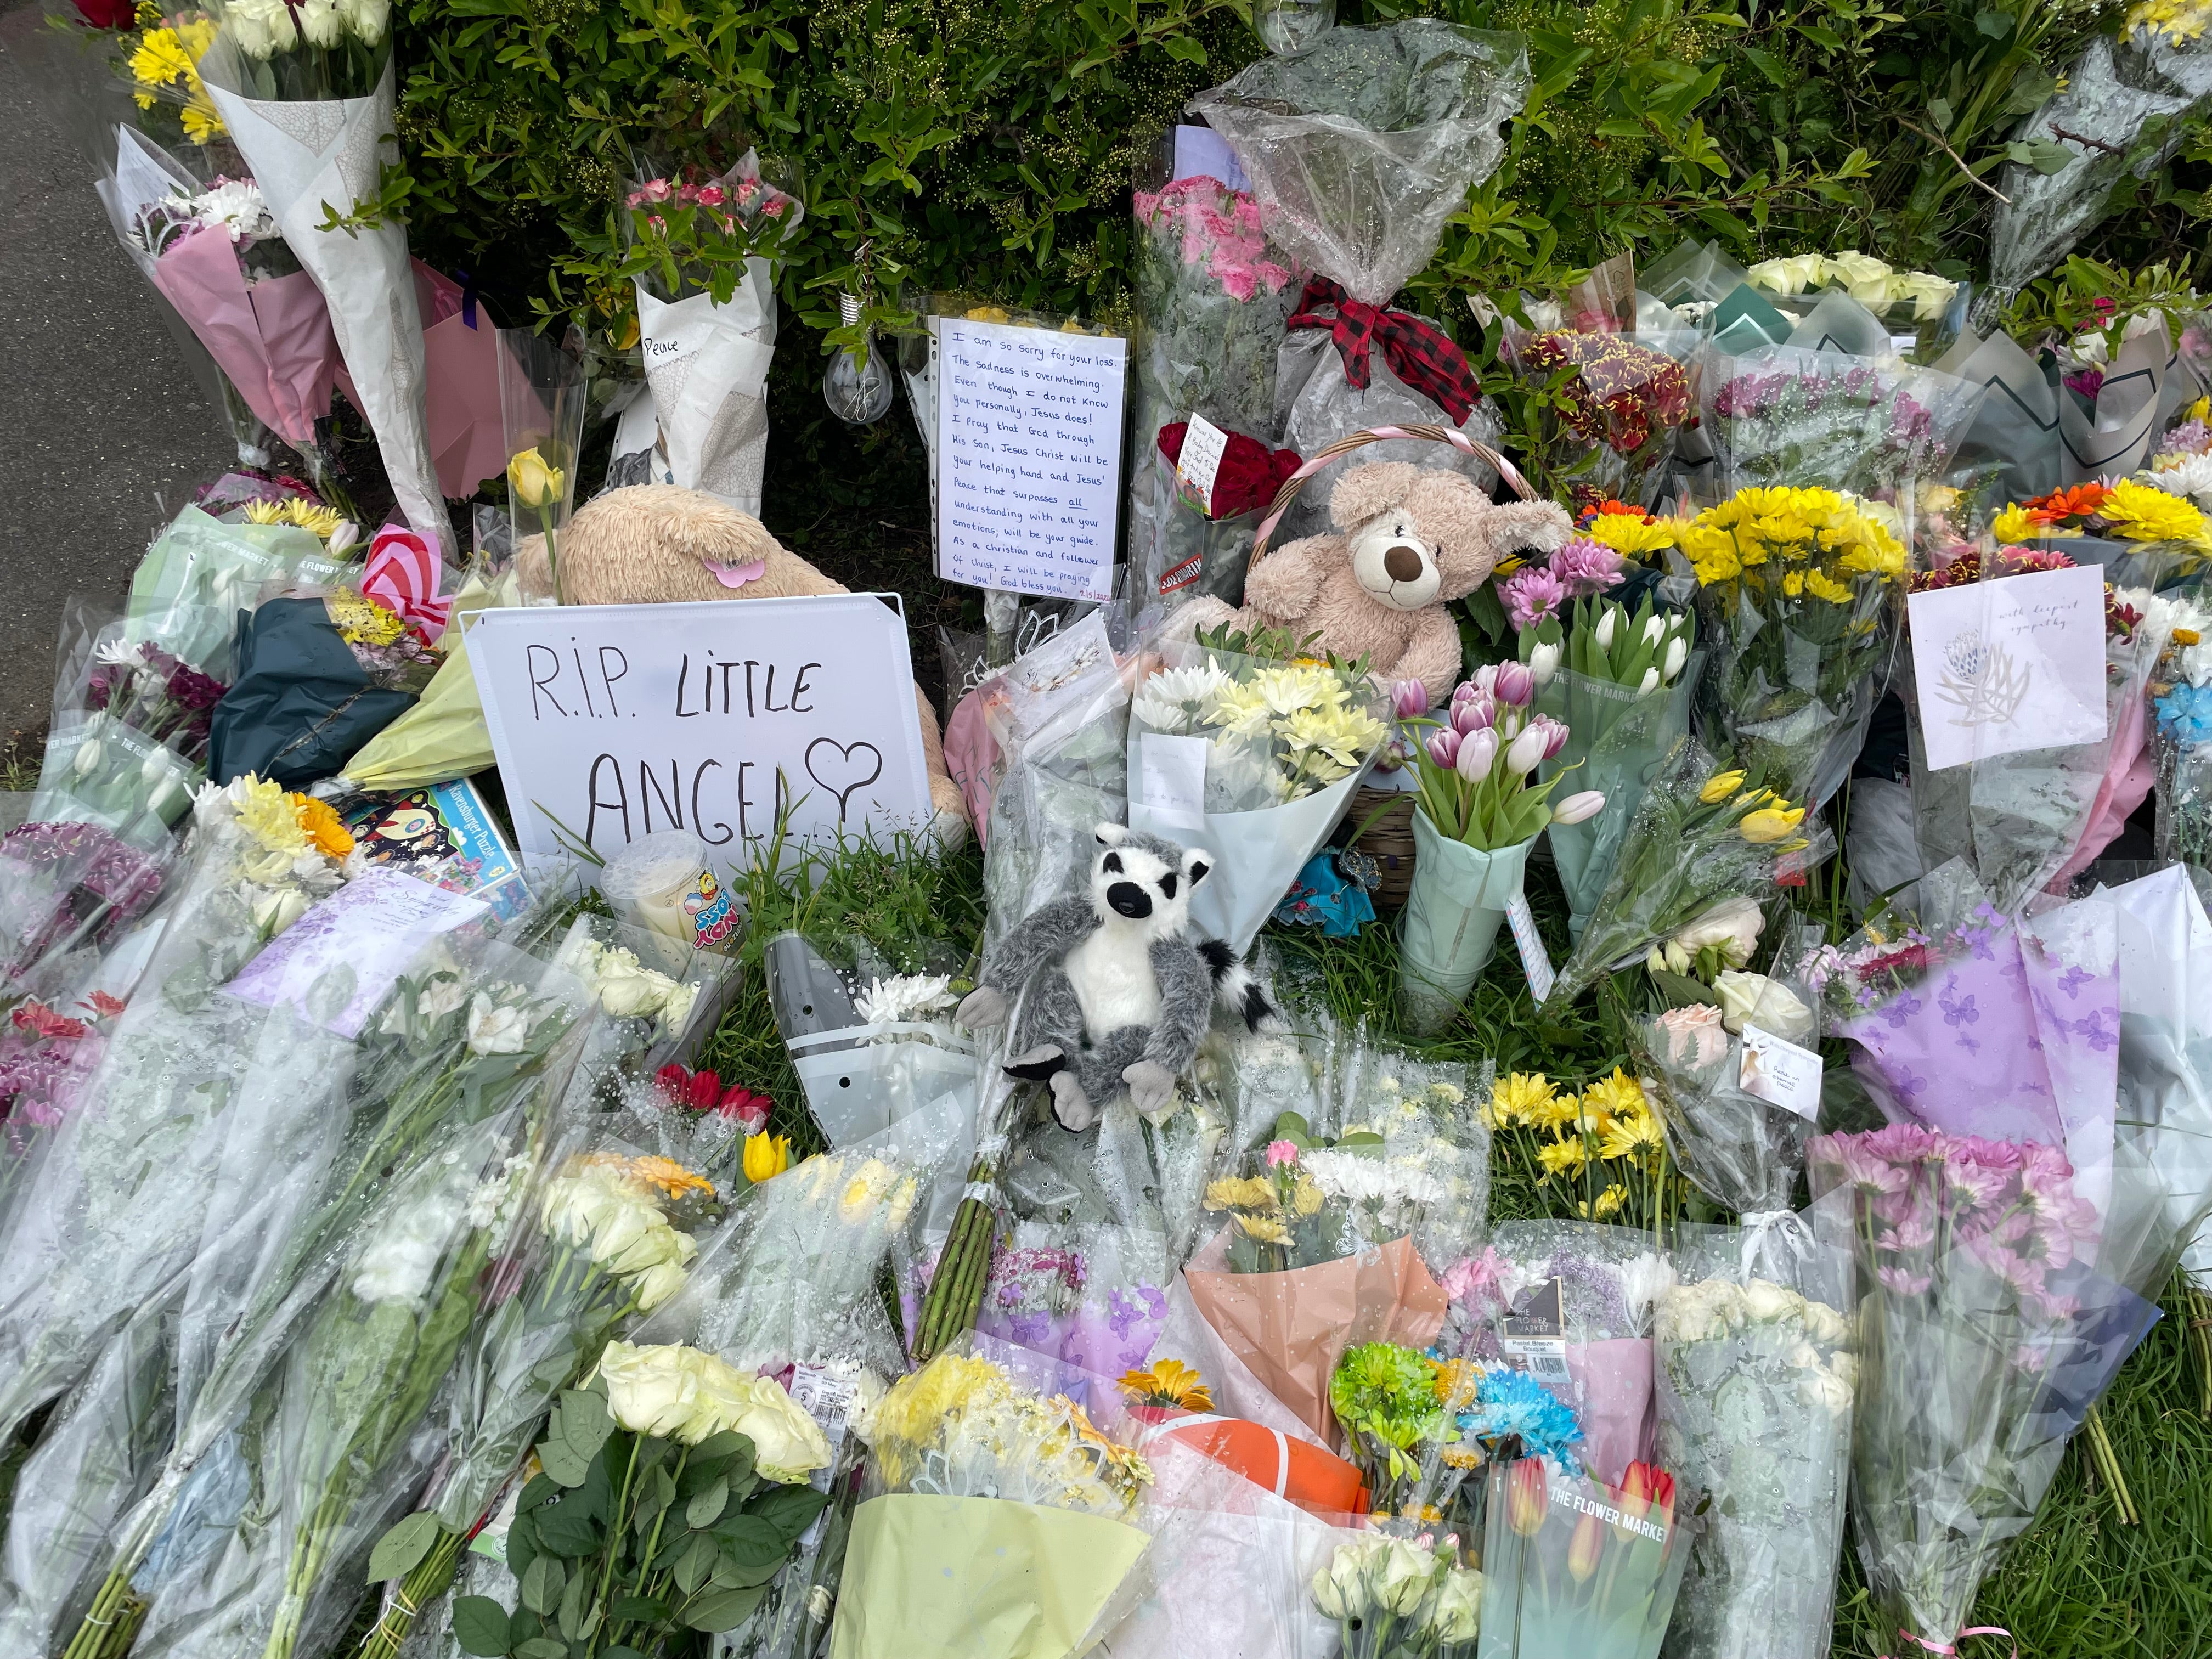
[1245,422,1541,911]
[1349,786,1419,912]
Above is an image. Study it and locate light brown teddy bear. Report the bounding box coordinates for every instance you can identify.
[1175,461,1573,708]
[517,484,970,843]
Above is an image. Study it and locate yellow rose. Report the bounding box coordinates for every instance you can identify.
[508,446,565,510]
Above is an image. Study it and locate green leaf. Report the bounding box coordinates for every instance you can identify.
[367,1513,442,1582]
[684,1585,771,1633]
[1974,7,2013,35]
[1648,969,1717,1011]
[520,1555,566,1617]
[514,1641,568,1659]
[535,1432,590,1488]
[1161,34,1205,64]
[517,1474,560,1513]
[748,1485,832,1543]
[687,1477,729,1528]
[673,1533,716,1597]
[556,1562,590,1641]
[610,1595,669,1622]
[558,1391,616,1465]
[533,1500,602,1559]
[451,1597,515,1657]
[1928,96,1954,132]
[712,1515,787,1571]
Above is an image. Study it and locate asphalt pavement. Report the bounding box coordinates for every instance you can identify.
[0,0,235,757]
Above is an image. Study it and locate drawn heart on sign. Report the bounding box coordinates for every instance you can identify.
[805,738,884,823]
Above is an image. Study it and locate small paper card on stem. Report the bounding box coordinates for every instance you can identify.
[1737,1023,1823,1121]
[1905,564,2108,771]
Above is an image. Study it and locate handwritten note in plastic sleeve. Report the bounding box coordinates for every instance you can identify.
[934,317,1127,601]
[1906,563,2108,771]
[1138,732,1210,831]
[224,866,490,1036]
[1737,1023,1824,1121]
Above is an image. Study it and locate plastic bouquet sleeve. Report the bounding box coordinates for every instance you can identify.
[199,53,448,550]
[1652,1204,1855,1659]
[827,1338,1156,1659]
[1125,641,1389,952]
[1476,1454,1694,1659]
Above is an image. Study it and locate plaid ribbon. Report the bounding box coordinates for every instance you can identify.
[363,524,453,640]
[1285,275,1481,426]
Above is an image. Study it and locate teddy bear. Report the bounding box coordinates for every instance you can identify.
[1171,460,1573,709]
[516,484,969,842]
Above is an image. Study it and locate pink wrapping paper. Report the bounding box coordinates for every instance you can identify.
[1566,1336,1652,1485]
[332,260,506,499]
[151,225,338,447]
[941,689,1001,847]
[2051,686,2154,890]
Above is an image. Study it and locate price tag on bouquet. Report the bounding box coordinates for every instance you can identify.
[1498,1277,1574,1391]
[1737,1024,1824,1121]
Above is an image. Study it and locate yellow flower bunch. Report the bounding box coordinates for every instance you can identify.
[328,590,407,648]
[292,793,355,859]
[126,14,223,143]
[2101,477,2209,544]
[1495,1068,1673,1227]
[2126,0,2212,43]
[242,496,348,542]
[1677,486,1906,592]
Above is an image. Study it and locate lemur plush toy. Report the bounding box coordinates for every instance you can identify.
[957,823,1279,1131]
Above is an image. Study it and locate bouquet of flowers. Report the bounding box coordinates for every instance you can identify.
[1126,637,1390,951]
[1142,420,1306,605]
[0,819,171,1005]
[1550,744,1823,1009]
[765,932,980,1149]
[1326,1341,1489,1526]
[1476,1454,1691,1659]
[354,1142,724,1658]
[195,0,450,549]
[1699,347,1984,500]
[1905,548,2172,910]
[1430,1220,1672,1486]
[1818,860,2121,1210]
[1307,1528,1483,1659]
[1517,591,1699,939]
[1396,662,1600,1033]
[124,503,356,682]
[432,1345,833,1658]
[0,988,131,1230]
[2142,391,2212,511]
[1635,926,1822,1215]
[1183,1053,1483,1442]
[1127,165,1303,605]
[970,1222,1177,1382]
[1745,251,1961,330]
[617,154,801,516]
[1652,1210,1856,1659]
[1809,1126,2158,1653]
[1680,483,1909,803]
[827,1337,1154,1659]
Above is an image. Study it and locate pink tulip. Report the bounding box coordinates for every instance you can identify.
[1551,790,1606,825]
[1495,661,1536,707]
[1468,663,1501,699]
[1531,713,1571,759]
[1451,695,1496,735]
[1456,727,1499,781]
[1427,729,1462,770]
[1391,679,1430,720]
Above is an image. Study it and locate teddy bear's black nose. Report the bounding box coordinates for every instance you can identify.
[1107,881,1153,919]
[1383,544,1425,582]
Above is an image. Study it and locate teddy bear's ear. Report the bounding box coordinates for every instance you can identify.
[1327,461,1421,531]
[1400,471,1504,599]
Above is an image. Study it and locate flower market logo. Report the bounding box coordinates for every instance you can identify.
[1549,1481,1669,1543]
[1932,627,2029,729]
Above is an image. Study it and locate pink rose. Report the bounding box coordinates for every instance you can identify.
[1654,1002,1727,1068]
[1265,1138,1300,1169]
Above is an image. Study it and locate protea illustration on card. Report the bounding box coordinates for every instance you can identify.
[1932,628,2030,729]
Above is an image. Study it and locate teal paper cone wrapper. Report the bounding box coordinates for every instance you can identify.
[1398,814,1533,1035]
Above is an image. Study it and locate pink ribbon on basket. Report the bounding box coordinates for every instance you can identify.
[1246,425,1534,562]
[1881,1627,2017,1659]
[363,525,453,642]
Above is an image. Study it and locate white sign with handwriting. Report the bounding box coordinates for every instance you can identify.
[934,316,1127,600]
[1906,563,2108,771]
[468,596,933,871]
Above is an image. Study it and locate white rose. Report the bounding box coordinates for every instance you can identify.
[1890,270,1958,320]
[1798,1365,1853,1415]
[596,951,685,1019]
[1746,253,1825,296]
[1824,250,1892,301]
[631,1259,689,1314]
[227,0,300,56]
[1671,895,1765,969]
[1374,1538,1437,1616]
[1828,1350,1859,1392]
[1742,1276,1804,1324]
[598,1341,704,1440]
[466,994,529,1056]
[250,885,311,939]
[1316,1538,1382,1619]
[1713,970,1815,1042]
[1782,1339,1823,1370]
[1803,1299,1852,1348]
[295,0,343,46]
[725,1373,835,1483]
[1429,1567,1482,1641]
[337,0,390,42]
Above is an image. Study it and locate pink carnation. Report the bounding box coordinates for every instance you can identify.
[1265,1138,1300,1169]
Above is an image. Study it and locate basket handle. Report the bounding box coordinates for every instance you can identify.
[1247,424,1536,573]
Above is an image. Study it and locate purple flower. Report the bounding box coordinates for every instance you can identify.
[1426,728,1462,770]
[1545,537,1625,597]
[1499,566,1567,630]
[1494,661,1536,708]
[1877,1266,1934,1296]
[1390,679,1430,719]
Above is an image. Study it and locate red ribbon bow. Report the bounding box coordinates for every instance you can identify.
[1284,275,1481,427]
[363,525,453,642]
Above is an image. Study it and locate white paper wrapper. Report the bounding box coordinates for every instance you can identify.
[1130,770,1361,955]
[636,266,778,517]
[202,57,446,550]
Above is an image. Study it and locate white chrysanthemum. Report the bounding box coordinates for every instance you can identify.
[1618,1251,1679,1336]
[854,972,957,1026]
[1131,663,1231,733]
[351,1184,469,1306]
[2149,453,2212,509]
[173,178,275,242]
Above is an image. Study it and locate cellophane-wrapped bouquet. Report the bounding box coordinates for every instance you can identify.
[1550,744,1825,1008]
[1809,1126,2158,1654]
[2151,586,2212,865]
[1905,543,2175,909]
[1476,1452,1692,1659]
[1127,168,1302,606]
[1678,483,1910,805]
[827,1336,1156,1659]
[1652,1209,1856,1659]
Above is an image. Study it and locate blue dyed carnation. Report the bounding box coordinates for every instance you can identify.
[1455,1365,1584,1471]
[2155,681,2212,746]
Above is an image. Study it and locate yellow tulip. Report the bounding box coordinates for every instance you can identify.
[1740,805,1807,844]
[742,1132,791,1184]
[508,446,565,510]
[1698,770,1746,804]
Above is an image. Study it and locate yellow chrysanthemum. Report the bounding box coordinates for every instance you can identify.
[1804,569,1855,604]
[242,499,285,524]
[1290,1174,1325,1217]
[233,776,307,855]
[128,28,194,88]
[1487,1071,1556,1129]
[290,794,355,859]
[1599,1108,1664,1161]
[1203,1176,1277,1212]
[1536,1136,1588,1176]
[1235,1211,1291,1244]
[2100,477,2209,544]
[1581,1068,1646,1125]
[2127,0,2212,44]
[1585,1183,1629,1220]
[1582,512,1681,557]
[328,590,405,647]
[283,499,345,539]
[1685,486,1905,589]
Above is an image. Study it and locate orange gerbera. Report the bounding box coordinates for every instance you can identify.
[290,795,356,859]
[627,1154,716,1202]
[2023,482,2109,524]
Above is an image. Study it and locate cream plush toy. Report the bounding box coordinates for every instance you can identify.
[1175,460,1573,708]
[517,485,969,842]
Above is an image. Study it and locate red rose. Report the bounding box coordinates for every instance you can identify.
[72,0,137,28]
[1156,422,1302,520]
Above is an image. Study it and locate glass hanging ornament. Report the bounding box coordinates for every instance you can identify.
[822,291,895,425]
